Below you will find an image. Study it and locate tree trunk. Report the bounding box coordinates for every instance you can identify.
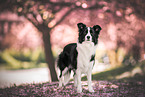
[40,24,58,82]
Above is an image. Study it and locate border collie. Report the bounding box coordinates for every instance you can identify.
[56,23,102,93]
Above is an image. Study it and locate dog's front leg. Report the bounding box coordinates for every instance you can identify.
[76,69,82,93]
[87,69,94,92]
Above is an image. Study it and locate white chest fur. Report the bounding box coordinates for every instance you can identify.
[77,42,97,73]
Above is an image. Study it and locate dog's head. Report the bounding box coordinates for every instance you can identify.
[77,23,102,45]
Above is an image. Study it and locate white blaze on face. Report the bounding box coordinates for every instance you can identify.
[85,27,92,41]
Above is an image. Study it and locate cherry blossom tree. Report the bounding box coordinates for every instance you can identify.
[0,0,145,81]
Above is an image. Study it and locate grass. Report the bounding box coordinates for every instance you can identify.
[82,65,134,81]
[0,54,144,96]
[0,48,47,70]
[82,60,145,81]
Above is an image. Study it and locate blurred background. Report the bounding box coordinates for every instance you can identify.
[0,0,145,88]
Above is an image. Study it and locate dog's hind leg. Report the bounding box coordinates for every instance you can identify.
[73,73,77,87]
[58,71,63,87]
[63,70,71,86]
[59,76,63,87]
[59,67,70,87]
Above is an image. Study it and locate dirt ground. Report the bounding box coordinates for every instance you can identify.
[0,80,145,97]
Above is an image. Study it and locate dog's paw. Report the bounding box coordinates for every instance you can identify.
[58,85,62,88]
[89,87,94,92]
[77,87,82,93]
[58,82,63,88]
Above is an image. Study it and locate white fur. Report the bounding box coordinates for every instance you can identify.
[63,70,70,86]
[59,76,63,87]
[75,27,97,93]
[76,39,97,93]
[58,67,71,87]
[85,27,92,41]
[62,67,69,76]
[57,27,97,92]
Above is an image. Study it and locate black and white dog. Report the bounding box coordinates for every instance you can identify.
[56,23,102,93]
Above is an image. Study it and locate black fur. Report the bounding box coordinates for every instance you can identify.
[57,23,102,78]
[90,55,95,62]
[77,23,101,45]
[57,43,77,77]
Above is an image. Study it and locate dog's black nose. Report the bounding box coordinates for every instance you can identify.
[87,36,90,39]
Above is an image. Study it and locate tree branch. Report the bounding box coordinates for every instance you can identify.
[52,8,74,29]
[24,14,39,29]
[38,0,74,7]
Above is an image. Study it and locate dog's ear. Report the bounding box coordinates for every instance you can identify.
[77,23,86,30]
[93,25,102,34]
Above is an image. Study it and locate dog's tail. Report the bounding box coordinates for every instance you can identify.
[55,53,71,87]
[55,56,60,79]
[63,68,71,86]
[58,67,71,87]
